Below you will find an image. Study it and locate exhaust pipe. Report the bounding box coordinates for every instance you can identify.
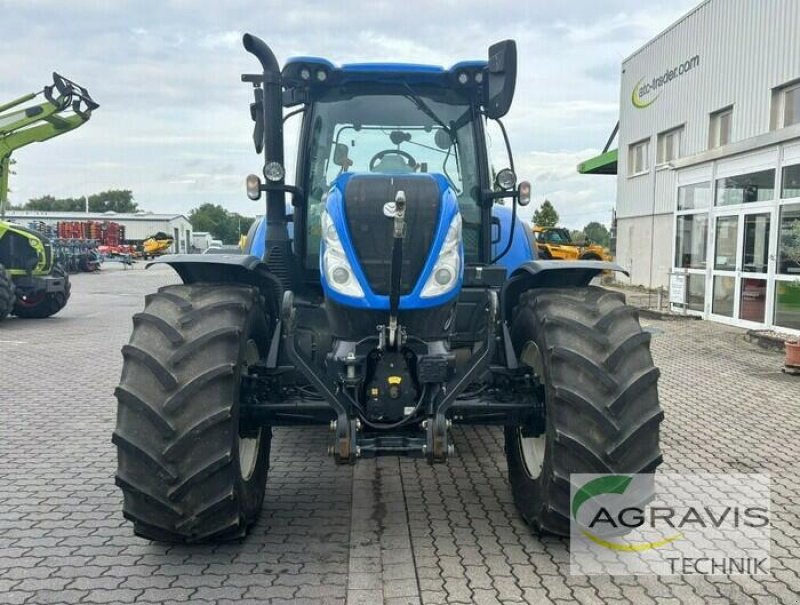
[243,33,293,286]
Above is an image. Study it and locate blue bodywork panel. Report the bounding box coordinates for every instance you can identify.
[321,173,462,311]
[490,205,537,276]
[246,205,293,259]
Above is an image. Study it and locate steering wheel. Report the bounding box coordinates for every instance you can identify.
[369,149,417,172]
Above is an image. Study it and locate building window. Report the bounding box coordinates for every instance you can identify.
[628,138,650,176]
[778,203,800,275]
[771,82,800,129]
[677,182,711,210]
[742,213,770,273]
[782,163,800,199]
[708,107,732,149]
[715,169,775,206]
[712,276,735,317]
[714,215,739,271]
[675,214,708,269]
[657,127,682,165]
[774,281,800,330]
[686,275,705,312]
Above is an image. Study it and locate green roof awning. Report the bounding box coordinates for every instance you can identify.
[578,148,617,175]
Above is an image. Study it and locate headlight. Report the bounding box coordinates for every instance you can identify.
[421,214,462,298]
[321,210,364,298]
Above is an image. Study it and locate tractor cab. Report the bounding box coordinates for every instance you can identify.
[244,41,529,271]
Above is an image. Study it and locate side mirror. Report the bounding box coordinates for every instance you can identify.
[248,89,265,154]
[518,181,531,206]
[485,40,517,119]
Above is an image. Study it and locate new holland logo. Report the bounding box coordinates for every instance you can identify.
[632,54,700,109]
[383,201,397,218]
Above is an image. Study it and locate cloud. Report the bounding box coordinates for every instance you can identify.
[0,0,698,223]
[515,150,617,229]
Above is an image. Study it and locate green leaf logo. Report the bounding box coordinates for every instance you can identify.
[631,78,659,109]
[572,475,681,552]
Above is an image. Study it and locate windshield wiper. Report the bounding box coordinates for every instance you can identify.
[402,83,452,135]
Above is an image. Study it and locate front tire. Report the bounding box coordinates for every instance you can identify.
[114,283,271,542]
[505,287,663,535]
[13,264,71,319]
[0,264,13,321]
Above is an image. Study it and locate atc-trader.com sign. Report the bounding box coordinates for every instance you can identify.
[632,54,701,109]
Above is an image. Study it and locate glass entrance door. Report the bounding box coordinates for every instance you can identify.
[738,212,771,323]
[710,214,738,319]
[709,210,774,325]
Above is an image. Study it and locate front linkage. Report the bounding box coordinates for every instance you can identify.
[239,283,547,465]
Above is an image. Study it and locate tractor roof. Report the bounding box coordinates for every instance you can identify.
[282,57,488,89]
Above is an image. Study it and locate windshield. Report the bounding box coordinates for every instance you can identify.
[537,229,572,244]
[304,89,481,268]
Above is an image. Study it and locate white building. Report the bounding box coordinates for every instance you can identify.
[3,210,193,253]
[581,0,800,333]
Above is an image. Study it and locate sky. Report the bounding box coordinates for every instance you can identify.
[1,0,698,229]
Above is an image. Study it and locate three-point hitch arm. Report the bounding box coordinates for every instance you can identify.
[0,73,99,216]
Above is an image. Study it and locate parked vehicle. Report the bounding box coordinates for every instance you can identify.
[533,226,612,261]
[0,221,71,318]
[203,245,242,255]
[114,35,662,542]
[0,74,97,319]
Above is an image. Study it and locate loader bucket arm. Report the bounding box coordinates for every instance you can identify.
[0,73,98,216]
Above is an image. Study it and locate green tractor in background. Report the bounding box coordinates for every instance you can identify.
[0,73,98,320]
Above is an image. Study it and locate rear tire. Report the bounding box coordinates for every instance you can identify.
[12,264,71,319]
[504,286,662,535]
[114,283,271,542]
[0,264,13,321]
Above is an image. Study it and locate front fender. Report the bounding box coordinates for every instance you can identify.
[148,254,284,317]
[501,260,628,321]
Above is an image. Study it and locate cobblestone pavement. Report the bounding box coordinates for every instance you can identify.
[0,264,798,605]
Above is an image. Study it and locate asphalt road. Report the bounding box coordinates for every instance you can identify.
[0,264,798,605]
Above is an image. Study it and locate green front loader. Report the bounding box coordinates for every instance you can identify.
[0,73,98,320]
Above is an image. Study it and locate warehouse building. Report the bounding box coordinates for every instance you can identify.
[3,210,193,253]
[580,0,800,333]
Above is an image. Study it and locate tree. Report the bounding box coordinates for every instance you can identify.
[25,195,82,212]
[570,229,586,244]
[582,221,610,247]
[189,203,254,244]
[88,190,138,213]
[23,189,138,213]
[533,199,559,227]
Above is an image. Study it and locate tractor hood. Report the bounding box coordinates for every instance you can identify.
[319,172,463,311]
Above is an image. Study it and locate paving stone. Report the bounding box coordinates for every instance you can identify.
[0,258,796,605]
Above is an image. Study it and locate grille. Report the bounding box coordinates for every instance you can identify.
[344,175,440,296]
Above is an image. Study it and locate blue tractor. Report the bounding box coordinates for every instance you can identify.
[114,35,662,542]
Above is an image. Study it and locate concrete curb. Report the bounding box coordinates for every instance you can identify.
[744,329,791,352]
[637,308,702,321]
